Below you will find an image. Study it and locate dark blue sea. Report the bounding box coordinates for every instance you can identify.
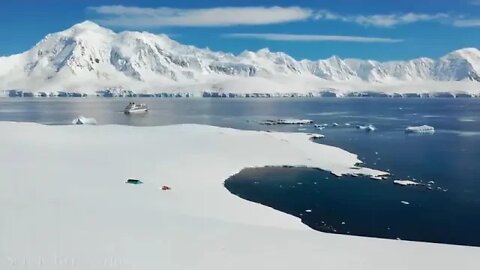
[1,97,479,246]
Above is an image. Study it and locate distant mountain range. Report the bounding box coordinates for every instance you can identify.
[0,21,479,95]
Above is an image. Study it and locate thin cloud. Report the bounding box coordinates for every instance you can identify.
[314,10,449,27]
[224,33,403,43]
[87,5,462,29]
[453,19,480,27]
[87,5,313,27]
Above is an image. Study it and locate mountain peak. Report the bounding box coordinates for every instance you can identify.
[57,20,115,40]
[326,55,342,62]
[257,48,271,55]
[445,47,479,59]
[71,20,103,30]
[453,47,479,53]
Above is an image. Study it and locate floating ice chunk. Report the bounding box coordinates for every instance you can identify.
[394,180,420,186]
[72,116,97,125]
[307,133,325,140]
[370,176,387,180]
[405,125,435,134]
[332,123,340,127]
[458,118,475,122]
[356,124,376,132]
[305,209,312,213]
[278,119,313,125]
[314,124,328,130]
[260,119,313,125]
[401,201,410,205]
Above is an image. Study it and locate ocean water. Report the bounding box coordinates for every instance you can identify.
[1,97,480,246]
[226,167,480,246]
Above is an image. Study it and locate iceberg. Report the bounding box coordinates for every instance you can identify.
[394,180,421,186]
[72,116,97,125]
[405,125,435,134]
[356,124,377,132]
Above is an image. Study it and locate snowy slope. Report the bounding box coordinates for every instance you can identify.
[1,122,478,270]
[0,21,479,94]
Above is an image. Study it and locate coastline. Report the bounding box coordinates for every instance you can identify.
[0,122,478,269]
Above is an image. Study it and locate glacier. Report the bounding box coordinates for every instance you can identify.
[0,21,479,95]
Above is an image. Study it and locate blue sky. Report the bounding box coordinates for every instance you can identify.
[0,0,479,60]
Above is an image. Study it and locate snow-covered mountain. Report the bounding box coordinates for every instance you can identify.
[0,21,479,94]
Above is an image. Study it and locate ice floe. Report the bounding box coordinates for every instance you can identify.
[356,124,377,132]
[405,125,435,134]
[394,180,421,186]
[458,118,476,122]
[370,175,388,180]
[71,116,97,125]
[314,123,328,130]
[260,118,313,125]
